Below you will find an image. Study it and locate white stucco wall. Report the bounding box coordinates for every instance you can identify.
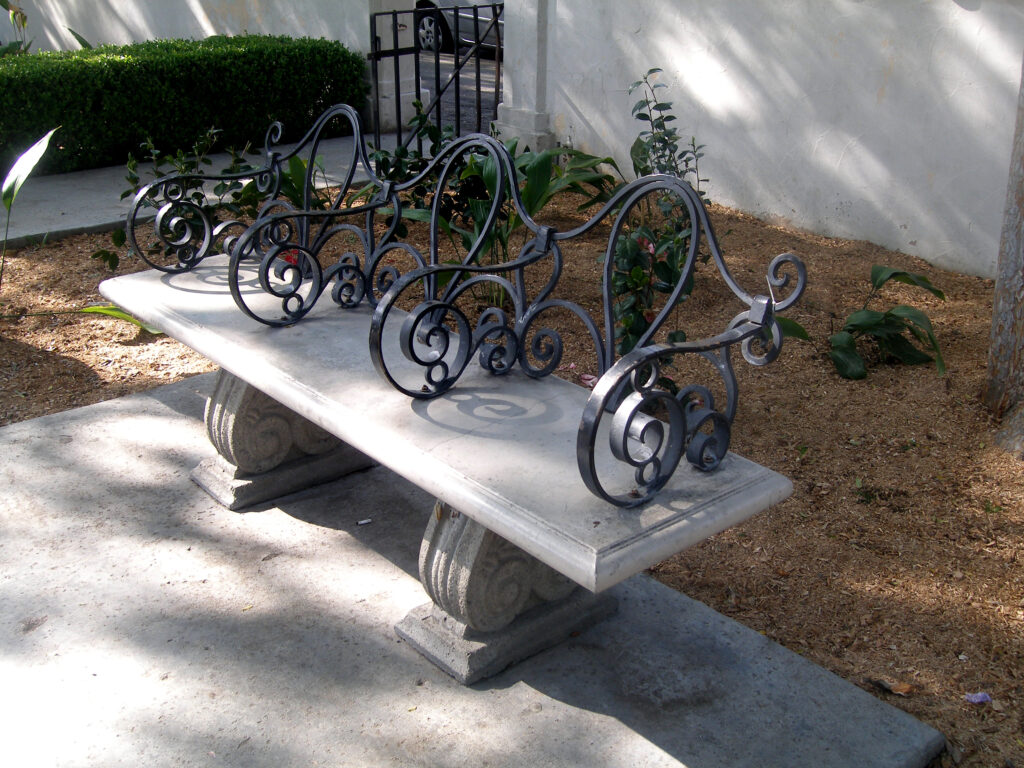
[5,0,406,55]
[501,0,1024,278]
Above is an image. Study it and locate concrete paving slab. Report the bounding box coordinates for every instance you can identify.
[0,375,945,767]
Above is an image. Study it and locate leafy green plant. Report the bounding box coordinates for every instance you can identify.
[452,137,619,266]
[2,128,55,292]
[609,205,694,355]
[368,101,455,201]
[0,35,368,174]
[629,68,706,194]
[608,68,710,357]
[1,129,150,329]
[94,123,336,272]
[371,105,619,269]
[828,266,945,380]
[93,127,255,271]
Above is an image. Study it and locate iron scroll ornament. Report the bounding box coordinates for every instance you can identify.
[226,131,511,327]
[365,167,806,506]
[366,170,807,398]
[125,105,322,274]
[577,295,778,508]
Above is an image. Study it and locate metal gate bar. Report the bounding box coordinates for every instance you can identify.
[369,4,503,155]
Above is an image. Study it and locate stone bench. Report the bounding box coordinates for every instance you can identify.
[106,105,806,683]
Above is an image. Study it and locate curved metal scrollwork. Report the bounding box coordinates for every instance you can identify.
[577,296,787,507]
[131,102,806,505]
[127,104,378,276]
[227,127,513,327]
[367,164,806,411]
[125,111,300,274]
[363,162,806,505]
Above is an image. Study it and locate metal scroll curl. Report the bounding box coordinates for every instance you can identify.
[577,300,781,508]
[127,178,250,273]
[226,131,514,327]
[227,206,385,325]
[369,263,524,398]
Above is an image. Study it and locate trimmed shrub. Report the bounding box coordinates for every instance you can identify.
[0,35,369,174]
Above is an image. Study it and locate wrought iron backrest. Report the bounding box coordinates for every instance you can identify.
[360,157,806,507]
[365,166,805,388]
[225,128,514,326]
[125,104,373,274]
[127,103,805,507]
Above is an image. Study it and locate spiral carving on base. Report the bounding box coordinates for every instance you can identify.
[204,369,340,475]
[420,501,576,633]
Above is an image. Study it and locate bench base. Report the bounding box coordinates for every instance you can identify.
[396,590,619,685]
[190,447,376,510]
[190,369,375,509]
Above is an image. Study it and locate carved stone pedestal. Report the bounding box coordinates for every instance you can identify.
[397,502,619,684]
[190,370,375,509]
[192,372,617,683]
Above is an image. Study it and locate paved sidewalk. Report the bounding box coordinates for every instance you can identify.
[0,374,946,767]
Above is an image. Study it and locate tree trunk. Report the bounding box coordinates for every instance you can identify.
[986,55,1024,454]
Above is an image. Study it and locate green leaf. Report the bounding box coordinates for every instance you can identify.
[877,334,934,366]
[776,316,810,341]
[845,308,907,340]
[79,305,163,334]
[110,228,126,248]
[870,265,945,300]
[667,329,687,343]
[521,152,554,216]
[385,206,455,237]
[652,259,675,284]
[630,136,651,177]
[887,304,933,334]
[480,153,500,200]
[829,331,867,379]
[3,128,58,212]
[888,305,945,374]
[66,27,92,49]
[842,309,886,333]
[90,249,120,271]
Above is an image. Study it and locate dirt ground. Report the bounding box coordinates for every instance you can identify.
[1,198,1021,767]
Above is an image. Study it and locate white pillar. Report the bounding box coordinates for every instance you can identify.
[493,0,556,150]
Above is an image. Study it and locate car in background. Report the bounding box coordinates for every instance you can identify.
[415,1,503,53]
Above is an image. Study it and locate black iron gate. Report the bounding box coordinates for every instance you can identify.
[368,3,503,152]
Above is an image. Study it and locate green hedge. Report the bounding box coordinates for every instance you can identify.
[0,35,369,175]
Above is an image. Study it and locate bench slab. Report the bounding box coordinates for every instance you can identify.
[100,260,792,592]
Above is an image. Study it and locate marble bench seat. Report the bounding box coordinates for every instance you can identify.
[100,257,793,682]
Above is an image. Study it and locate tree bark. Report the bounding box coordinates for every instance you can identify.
[986,55,1024,454]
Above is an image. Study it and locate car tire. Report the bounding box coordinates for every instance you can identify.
[416,6,452,53]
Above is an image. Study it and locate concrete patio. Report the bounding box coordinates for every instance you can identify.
[0,372,946,767]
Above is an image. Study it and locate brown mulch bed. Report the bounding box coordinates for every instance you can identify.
[1,199,1021,767]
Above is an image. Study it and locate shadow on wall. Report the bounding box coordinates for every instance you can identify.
[548,0,1024,278]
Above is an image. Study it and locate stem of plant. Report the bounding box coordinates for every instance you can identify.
[860,288,878,312]
[0,309,90,320]
[1,209,10,294]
